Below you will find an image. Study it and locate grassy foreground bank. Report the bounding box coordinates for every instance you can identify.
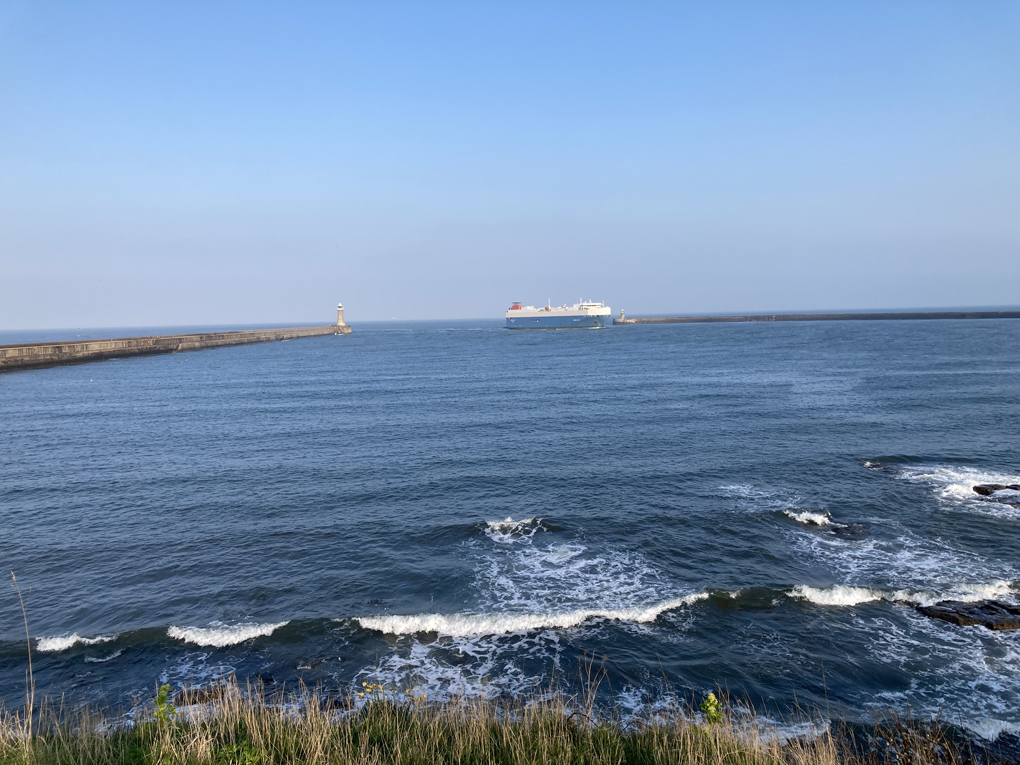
[0,681,997,765]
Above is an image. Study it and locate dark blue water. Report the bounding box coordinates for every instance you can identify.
[1,320,1019,738]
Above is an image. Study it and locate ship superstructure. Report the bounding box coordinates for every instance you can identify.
[505,300,612,329]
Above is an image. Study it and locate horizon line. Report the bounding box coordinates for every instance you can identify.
[4,303,1020,335]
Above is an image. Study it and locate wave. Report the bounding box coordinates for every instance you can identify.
[928,580,1018,605]
[483,517,552,544]
[895,465,1020,517]
[348,533,700,699]
[789,585,882,607]
[167,621,289,647]
[356,593,708,637]
[472,526,684,627]
[783,510,834,527]
[37,633,117,652]
[85,649,124,663]
[789,580,1017,608]
[791,511,1019,607]
[721,484,802,510]
[965,718,1020,742]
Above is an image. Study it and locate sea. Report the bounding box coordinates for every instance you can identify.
[1,318,1019,740]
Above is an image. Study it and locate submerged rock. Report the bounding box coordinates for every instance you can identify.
[973,483,1020,496]
[916,600,1020,631]
[829,522,870,538]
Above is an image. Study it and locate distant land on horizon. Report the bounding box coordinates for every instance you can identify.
[3,304,1020,345]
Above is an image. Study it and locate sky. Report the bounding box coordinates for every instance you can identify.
[1,1,1018,328]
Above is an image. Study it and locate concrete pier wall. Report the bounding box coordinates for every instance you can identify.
[0,324,346,373]
[614,310,1020,325]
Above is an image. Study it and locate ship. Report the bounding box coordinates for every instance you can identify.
[505,300,612,329]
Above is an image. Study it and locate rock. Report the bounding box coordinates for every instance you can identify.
[973,483,1020,496]
[916,600,1020,631]
[973,484,1006,495]
[830,523,869,538]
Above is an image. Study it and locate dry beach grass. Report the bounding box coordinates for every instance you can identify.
[0,677,995,765]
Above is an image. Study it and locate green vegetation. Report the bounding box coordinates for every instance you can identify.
[699,692,723,726]
[153,684,178,724]
[0,679,984,765]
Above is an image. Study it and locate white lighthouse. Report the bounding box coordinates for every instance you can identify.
[335,302,352,334]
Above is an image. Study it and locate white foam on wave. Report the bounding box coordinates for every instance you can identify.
[789,579,1020,739]
[790,580,1018,608]
[859,600,1020,741]
[792,524,1019,608]
[897,465,1020,518]
[37,633,116,652]
[352,522,707,700]
[483,517,547,544]
[790,585,883,607]
[472,530,690,621]
[966,718,1020,741]
[930,580,1017,605]
[357,594,708,637]
[167,621,288,647]
[772,467,1020,735]
[353,635,542,701]
[783,510,834,527]
[726,484,846,527]
[789,503,1020,733]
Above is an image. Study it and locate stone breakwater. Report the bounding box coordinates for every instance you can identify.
[613,310,1020,325]
[0,324,350,373]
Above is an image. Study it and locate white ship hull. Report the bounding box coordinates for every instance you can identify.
[505,301,612,329]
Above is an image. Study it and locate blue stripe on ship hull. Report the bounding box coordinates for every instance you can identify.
[505,315,610,329]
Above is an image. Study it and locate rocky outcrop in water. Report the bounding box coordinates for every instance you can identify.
[916,600,1020,630]
[972,483,1020,509]
[829,523,870,538]
[973,483,1020,496]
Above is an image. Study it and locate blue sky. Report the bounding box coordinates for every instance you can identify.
[1,1,1018,327]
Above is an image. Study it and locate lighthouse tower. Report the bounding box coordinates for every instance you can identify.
[335,302,352,335]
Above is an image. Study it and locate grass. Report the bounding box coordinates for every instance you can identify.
[0,677,990,765]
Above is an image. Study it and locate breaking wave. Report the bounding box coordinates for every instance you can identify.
[783,510,834,527]
[483,517,552,544]
[790,585,882,607]
[356,593,708,637]
[896,465,1020,518]
[349,522,709,699]
[36,633,116,652]
[790,580,1017,608]
[167,621,288,647]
